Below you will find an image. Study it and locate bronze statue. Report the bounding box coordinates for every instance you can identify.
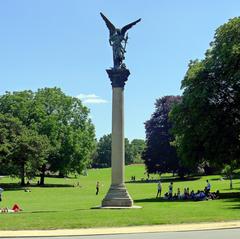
[100,12,141,69]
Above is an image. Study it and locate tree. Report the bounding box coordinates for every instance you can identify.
[0,114,22,175]
[92,134,135,168]
[0,90,34,127]
[11,129,50,185]
[131,139,145,163]
[170,17,240,171]
[143,96,182,174]
[93,134,112,168]
[125,138,134,165]
[33,88,96,183]
[0,114,50,185]
[0,88,96,184]
[222,162,237,190]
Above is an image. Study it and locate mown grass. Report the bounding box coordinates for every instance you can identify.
[0,164,240,230]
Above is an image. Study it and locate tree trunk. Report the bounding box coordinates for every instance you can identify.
[20,162,25,186]
[230,175,233,190]
[40,164,46,186]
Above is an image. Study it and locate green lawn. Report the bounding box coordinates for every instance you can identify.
[0,164,240,230]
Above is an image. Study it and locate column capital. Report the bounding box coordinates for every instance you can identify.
[106,68,130,88]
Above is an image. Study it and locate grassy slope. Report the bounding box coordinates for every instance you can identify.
[0,164,240,230]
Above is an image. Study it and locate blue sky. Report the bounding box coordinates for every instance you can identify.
[0,0,239,140]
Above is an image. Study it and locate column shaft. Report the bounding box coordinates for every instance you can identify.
[111,87,124,185]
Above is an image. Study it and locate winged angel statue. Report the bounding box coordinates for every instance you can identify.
[100,12,141,69]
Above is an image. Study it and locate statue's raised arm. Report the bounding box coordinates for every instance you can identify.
[100,12,141,69]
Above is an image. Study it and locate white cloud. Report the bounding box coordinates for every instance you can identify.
[76,93,108,104]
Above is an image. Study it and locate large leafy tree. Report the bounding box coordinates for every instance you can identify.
[33,88,96,183]
[0,114,50,185]
[0,88,96,184]
[170,17,240,170]
[143,96,182,174]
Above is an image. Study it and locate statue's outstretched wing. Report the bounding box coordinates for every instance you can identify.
[121,18,141,35]
[100,12,116,36]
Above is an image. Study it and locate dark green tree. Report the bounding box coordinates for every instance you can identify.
[143,96,182,174]
[0,114,50,185]
[170,17,240,170]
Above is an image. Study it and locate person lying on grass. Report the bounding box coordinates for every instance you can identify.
[0,204,22,213]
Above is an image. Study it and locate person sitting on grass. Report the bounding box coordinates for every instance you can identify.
[190,190,195,200]
[163,192,169,199]
[208,190,220,200]
[177,188,181,199]
[173,193,178,200]
[195,190,207,201]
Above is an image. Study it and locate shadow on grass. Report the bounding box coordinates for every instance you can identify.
[23,208,90,214]
[209,178,222,181]
[221,193,240,209]
[135,192,240,204]
[126,176,201,184]
[0,183,75,191]
[219,192,240,199]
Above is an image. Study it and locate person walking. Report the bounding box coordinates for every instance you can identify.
[96,181,100,195]
[0,188,3,202]
[156,180,162,198]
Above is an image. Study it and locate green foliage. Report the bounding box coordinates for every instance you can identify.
[143,96,182,174]
[93,134,112,168]
[0,114,50,185]
[131,139,146,163]
[0,88,96,183]
[92,134,140,168]
[170,17,240,170]
[125,138,134,165]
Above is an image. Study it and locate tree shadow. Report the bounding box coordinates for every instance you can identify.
[209,178,222,181]
[134,192,240,204]
[22,208,90,214]
[219,192,240,199]
[0,183,74,191]
[126,176,201,184]
[221,193,240,209]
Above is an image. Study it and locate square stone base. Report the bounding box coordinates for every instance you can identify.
[102,184,133,207]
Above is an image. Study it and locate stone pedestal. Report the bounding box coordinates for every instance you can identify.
[102,68,133,207]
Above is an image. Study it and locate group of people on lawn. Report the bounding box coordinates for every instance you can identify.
[156,180,219,201]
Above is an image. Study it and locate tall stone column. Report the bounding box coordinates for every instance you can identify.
[101,68,133,207]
